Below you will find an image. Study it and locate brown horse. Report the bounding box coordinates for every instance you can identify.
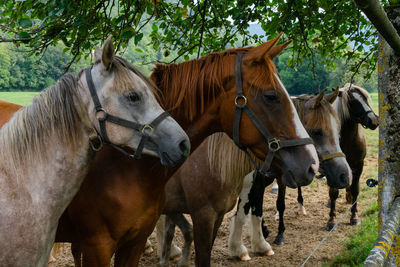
[53,34,319,267]
[278,84,378,232]
[0,100,21,125]
[155,89,350,266]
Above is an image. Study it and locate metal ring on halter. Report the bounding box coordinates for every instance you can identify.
[268,138,281,152]
[141,124,154,135]
[89,135,103,152]
[234,95,247,108]
[95,108,107,121]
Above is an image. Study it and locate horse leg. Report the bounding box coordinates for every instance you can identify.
[274,179,286,245]
[297,187,307,215]
[113,239,147,267]
[169,214,193,267]
[271,180,278,194]
[159,215,177,267]
[192,208,218,267]
[349,167,363,226]
[80,238,115,267]
[326,187,339,231]
[71,242,82,267]
[249,172,273,256]
[156,215,182,261]
[250,215,274,256]
[228,171,254,261]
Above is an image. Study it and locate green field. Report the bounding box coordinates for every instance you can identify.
[0,92,39,106]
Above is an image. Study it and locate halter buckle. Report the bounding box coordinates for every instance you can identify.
[235,95,247,108]
[95,108,107,121]
[268,138,281,152]
[141,124,154,136]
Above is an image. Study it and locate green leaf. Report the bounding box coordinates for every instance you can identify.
[121,28,135,39]
[18,18,33,28]
[17,31,31,39]
[134,32,143,45]
[152,24,158,31]
[135,48,143,53]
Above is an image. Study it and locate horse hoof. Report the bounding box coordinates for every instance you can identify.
[265,249,275,256]
[240,252,251,261]
[273,236,284,245]
[171,254,182,262]
[48,255,56,263]
[144,246,153,254]
[350,219,361,226]
[297,209,307,215]
[271,188,278,194]
[326,224,336,231]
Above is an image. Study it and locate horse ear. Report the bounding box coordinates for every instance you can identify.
[247,32,283,62]
[102,35,114,70]
[268,40,292,59]
[325,86,340,104]
[313,88,327,109]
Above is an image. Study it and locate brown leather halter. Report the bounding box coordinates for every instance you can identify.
[85,67,170,159]
[232,53,314,177]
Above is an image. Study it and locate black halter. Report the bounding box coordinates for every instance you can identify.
[85,67,170,159]
[232,53,314,177]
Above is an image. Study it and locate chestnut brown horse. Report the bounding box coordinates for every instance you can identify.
[53,34,319,267]
[155,88,351,266]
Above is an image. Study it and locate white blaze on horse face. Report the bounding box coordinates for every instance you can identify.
[330,114,342,152]
[274,74,319,173]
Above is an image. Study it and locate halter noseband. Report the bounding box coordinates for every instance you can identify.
[232,53,314,177]
[85,67,170,159]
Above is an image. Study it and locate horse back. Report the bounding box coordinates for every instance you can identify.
[0,100,22,127]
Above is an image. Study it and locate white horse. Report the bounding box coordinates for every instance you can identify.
[0,36,189,266]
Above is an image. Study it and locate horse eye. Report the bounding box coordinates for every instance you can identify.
[126,92,140,103]
[310,129,324,137]
[263,93,280,103]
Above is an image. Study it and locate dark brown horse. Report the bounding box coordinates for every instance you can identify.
[54,34,319,267]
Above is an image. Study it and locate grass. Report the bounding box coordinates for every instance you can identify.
[0,92,38,105]
[325,92,379,266]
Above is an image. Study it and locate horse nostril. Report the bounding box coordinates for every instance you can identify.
[179,139,190,156]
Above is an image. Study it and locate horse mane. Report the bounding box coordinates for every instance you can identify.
[207,133,262,186]
[0,73,90,172]
[292,95,340,132]
[78,56,160,97]
[151,47,277,121]
[335,83,371,122]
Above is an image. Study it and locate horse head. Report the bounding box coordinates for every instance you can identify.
[295,88,352,189]
[78,36,190,166]
[346,84,378,130]
[219,33,319,188]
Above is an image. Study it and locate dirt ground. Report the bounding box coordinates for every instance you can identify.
[49,158,377,267]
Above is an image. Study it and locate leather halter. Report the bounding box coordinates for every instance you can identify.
[85,67,170,159]
[232,53,314,177]
[296,97,346,163]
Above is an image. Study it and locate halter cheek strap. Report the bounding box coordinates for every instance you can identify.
[85,67,170,159]
[232,53,314,177]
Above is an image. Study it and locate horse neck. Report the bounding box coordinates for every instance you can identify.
[333,96,360,141]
